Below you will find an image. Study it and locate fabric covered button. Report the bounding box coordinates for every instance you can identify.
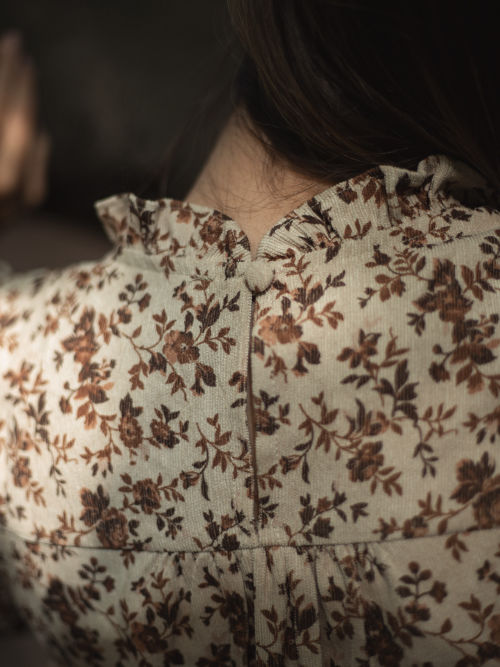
[243,260,275,294]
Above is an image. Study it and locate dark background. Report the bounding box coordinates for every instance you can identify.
[0,1,237,271]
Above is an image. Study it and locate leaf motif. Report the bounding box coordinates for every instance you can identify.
[437,518,448,535]
[441,618,452,633]
[301,459,310,484]
[460,265,474,286]
[456,363,473,385]
[201,476,209,501]
[380,285,390,301]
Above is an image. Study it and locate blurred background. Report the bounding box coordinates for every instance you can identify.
[0,0,237,272]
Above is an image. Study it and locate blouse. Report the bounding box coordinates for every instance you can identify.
[1,153,500,666]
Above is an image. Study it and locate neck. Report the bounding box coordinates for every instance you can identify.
[185,108,332,257]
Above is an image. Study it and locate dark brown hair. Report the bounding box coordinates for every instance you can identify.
[141,0,500,200]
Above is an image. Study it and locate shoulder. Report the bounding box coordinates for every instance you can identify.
[0,249,129,357]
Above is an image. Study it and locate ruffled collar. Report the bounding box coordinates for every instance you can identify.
[94,154,500,278]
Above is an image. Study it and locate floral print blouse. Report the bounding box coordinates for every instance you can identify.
[1,153,500,666]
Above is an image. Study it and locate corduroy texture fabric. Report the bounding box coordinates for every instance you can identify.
[1,153,500,665]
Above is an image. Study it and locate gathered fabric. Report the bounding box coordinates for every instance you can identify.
[1,153,500,665]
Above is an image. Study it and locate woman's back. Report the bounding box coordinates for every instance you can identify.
[2,2,500,665]
[2,152,500,665]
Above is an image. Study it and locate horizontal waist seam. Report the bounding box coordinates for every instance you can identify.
[0,522,498,555]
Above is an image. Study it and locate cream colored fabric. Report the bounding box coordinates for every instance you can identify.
[1,154,500,665]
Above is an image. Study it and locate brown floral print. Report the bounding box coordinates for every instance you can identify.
[1,154,500,665]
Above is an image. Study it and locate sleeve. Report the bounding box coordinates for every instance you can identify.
[1,287,29,636]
